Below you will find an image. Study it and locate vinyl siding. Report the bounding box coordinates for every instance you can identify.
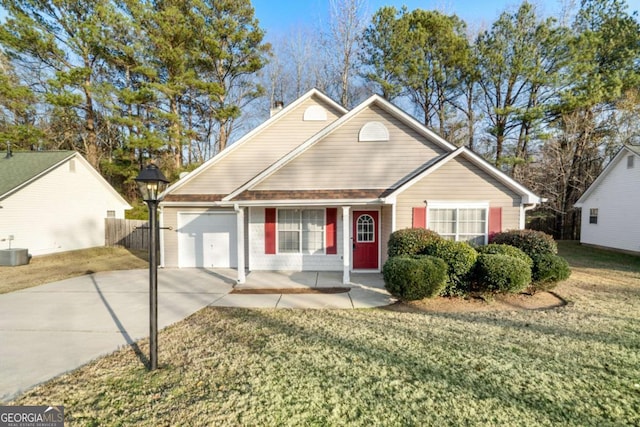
[254,104,448,191]
[1,158,129,255]
[174,96,343,195]
[249,206,344,271]
[396,155,522,231]
[579,153,640,253]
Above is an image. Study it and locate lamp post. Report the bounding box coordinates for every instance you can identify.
[135,163,169,371]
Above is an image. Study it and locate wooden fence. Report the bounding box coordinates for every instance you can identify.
[105,218,149,250]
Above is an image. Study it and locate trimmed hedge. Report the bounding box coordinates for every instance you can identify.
[387,228,441,257]
[490,229,557,258]
[382,255,448,300]
[477,243,533,268]
[422,239,477,293]
[530,253,571,291]
[474,254,532,294]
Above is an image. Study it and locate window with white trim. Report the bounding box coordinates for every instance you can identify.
[589,208,598,224]
[356,214,375,242]
[428,204,487,246]
[277,209,325,254]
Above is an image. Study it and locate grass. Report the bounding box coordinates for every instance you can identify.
[7,241,640,425]
[0,247,148,294]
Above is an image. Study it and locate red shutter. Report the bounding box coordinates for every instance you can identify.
[488,206,502,241]
[326,208,337,254]
[412,207,426,228]
[265,208,276,254]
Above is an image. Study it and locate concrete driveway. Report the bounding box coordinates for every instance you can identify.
[0,268,233,402]
[0,268,392,402]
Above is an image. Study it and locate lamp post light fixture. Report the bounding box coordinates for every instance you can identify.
[135,163,169,371]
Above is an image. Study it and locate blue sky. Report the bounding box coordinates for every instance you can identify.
[252,0,640,38]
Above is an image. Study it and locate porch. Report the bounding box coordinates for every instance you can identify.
[208,269,394,309]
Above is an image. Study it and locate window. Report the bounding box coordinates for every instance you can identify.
[628,155,635,169]
[359,122,389,142]
[589,208,598,224]
[303,105,327,121]
[106,210,116,218]
[428,206,487,246]
[356,214,375,242]
[277,209,325,254]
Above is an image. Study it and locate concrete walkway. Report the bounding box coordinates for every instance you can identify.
[0,268,393,402]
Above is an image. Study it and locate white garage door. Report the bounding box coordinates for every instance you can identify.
[177,212,237,268]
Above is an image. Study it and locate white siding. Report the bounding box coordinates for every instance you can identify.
[579,153,640,252]
[0,158,129,256]
[248,207,344,271]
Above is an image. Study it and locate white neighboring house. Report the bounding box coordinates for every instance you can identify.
[575,145,640,254]
[0,150,131,256]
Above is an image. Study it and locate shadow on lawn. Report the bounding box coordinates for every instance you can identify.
[90,275,149,369]
[207,307,610,425]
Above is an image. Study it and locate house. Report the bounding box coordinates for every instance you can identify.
[0,150,131,256]
[575,144,640,254]
[160,89,542,284]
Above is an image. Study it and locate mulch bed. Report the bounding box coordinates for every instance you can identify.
[230,287,351,294]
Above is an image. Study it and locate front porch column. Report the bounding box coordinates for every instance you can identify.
[342,206,351,284]
[236,206,246,284]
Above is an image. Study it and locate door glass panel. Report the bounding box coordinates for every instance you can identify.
[357,214,375,242]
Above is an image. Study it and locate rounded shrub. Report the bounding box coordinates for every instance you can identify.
[530,253,571,291]
[490,229,557,258]
[477,243,533,268]
[387,228,442,257]
[422,239,477,292]
[382,255,448,301]
[474,253,532,294]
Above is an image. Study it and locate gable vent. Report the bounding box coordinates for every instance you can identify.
[303,105,327,121]
[359,121,389,142]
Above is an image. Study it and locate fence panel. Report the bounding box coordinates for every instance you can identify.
[105,218,149,250]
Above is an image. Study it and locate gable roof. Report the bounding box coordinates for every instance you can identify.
[224,94,541,204]
[162,88,348,197]
[384,147,542,204]
[224,94,457,201]
[0,150,131,208]
[575,145,638,207]
[0,151,75,198]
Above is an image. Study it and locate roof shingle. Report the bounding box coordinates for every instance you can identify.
[0,151,74,198]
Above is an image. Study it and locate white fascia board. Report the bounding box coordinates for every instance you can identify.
[162,88,347,197]
[575,146,629,206]
[161,198,387,208]
[374,94,456,152]
[73,153,132,209]
[224,94,457,202]
[228,199,386,207]
[0,152,75,200]
[387,148,463,199]
[459,148,542,204]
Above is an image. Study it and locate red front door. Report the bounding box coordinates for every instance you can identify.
[352,210,379,269]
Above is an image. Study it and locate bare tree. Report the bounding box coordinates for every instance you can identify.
[323,0,369,107]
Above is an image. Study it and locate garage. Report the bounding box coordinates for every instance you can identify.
[177,212,238,268]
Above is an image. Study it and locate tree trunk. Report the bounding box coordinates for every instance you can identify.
[83,80,99,169]
[170,96,182,170]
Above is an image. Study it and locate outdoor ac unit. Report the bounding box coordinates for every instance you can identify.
[0,248,31,266]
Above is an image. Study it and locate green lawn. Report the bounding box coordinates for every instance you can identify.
[9,242,640,426]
